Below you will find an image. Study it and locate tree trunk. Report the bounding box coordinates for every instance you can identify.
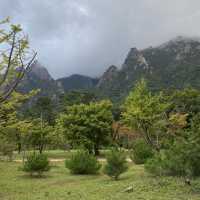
[39,144,44,154]
[94,145,99,156]
[17,143,21,154]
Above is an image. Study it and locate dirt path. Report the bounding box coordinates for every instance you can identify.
[14,158,132,163]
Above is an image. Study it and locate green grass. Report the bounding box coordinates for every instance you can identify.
[0,161,200,200]
[12,149,109,161]
[12,150,70,160]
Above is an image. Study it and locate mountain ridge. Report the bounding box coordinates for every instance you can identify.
[19,36,200,102]
[97,36,200,101]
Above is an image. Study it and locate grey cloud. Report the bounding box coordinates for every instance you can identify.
[0,0,200,78]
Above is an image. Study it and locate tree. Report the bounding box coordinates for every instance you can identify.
[0,91,35,156]
[58,100,113,155]
[59,90,98,112]
[145,116,200,177]
[23,153,50,177]
[0,17,37,104]
[166,88,200,140]
[144,88,200,177]
[28,119,54,154]
[25,96,56,126]
[122,79,170,151]
[65,150,101,175]
[104,149,128,180]
[169,88,200,122]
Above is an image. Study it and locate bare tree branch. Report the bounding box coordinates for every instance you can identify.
[0,52,37,103]
[0,32,16,87]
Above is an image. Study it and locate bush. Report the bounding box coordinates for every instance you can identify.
[65,150,101,174]
[130,139,154,164]
[0,137,15,161]
[23,153,50,176]
[145,140,200,177]
[104,149,128,180]
[0,142,15,161]
[145,150,172,176]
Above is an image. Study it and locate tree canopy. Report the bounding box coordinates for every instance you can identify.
[58,100,113,155]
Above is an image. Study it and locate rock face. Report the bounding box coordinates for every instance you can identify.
[97,65,118,88]
[18,61,62,97]
[30,61,53,81]
[97,36,200,102]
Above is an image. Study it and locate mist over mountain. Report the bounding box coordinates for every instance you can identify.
[97,36,200,101]
[18,61,63,97]
[20,36,200,102]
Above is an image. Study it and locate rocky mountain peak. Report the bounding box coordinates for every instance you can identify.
[30,61,53,81]
[122,47,149,70]
[155,36,200,62]
[97,65,118,88]
[124,48,139,65]
[97,36,200,102]
[159,36,200,50]
[106,65,118,73]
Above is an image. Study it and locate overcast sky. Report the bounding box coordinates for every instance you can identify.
[1,0,200,78]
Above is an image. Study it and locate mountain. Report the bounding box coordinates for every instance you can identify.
[18,62,98,97]
[57,74,99,92]
[97,36,200,102]
[18,36,200,103]
[18,61,63,97]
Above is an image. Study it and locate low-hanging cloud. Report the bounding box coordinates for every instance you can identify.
[1,0,200,78]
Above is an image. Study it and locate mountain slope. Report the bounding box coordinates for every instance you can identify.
[18,36,200,102]
[97,36,200,102]
[57,74,99,92]
[18,61,63,97]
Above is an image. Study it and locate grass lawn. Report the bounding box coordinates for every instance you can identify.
[0,161,200,200]
[12,150,70,160]
[12,150,109,161]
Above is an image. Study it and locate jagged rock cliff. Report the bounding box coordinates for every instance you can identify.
[18,61,63,97]
[97,36,200,102]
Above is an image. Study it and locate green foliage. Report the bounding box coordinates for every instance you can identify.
[60,90,97,108]
[0,91,37,154]
[28,120,54,153]
[145,118,200,177]
[122,79,170,151]
[23,153,50,176]
[0,18,36,103]
[130,139,154,164]
[170,88,200,116]
[65,150,101,175]
[58,100,113,155]
[34,96,55,125]
[145,147,187,177]
[0,135,15,161]
[104,149,128,180]
[24,96,56,126]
